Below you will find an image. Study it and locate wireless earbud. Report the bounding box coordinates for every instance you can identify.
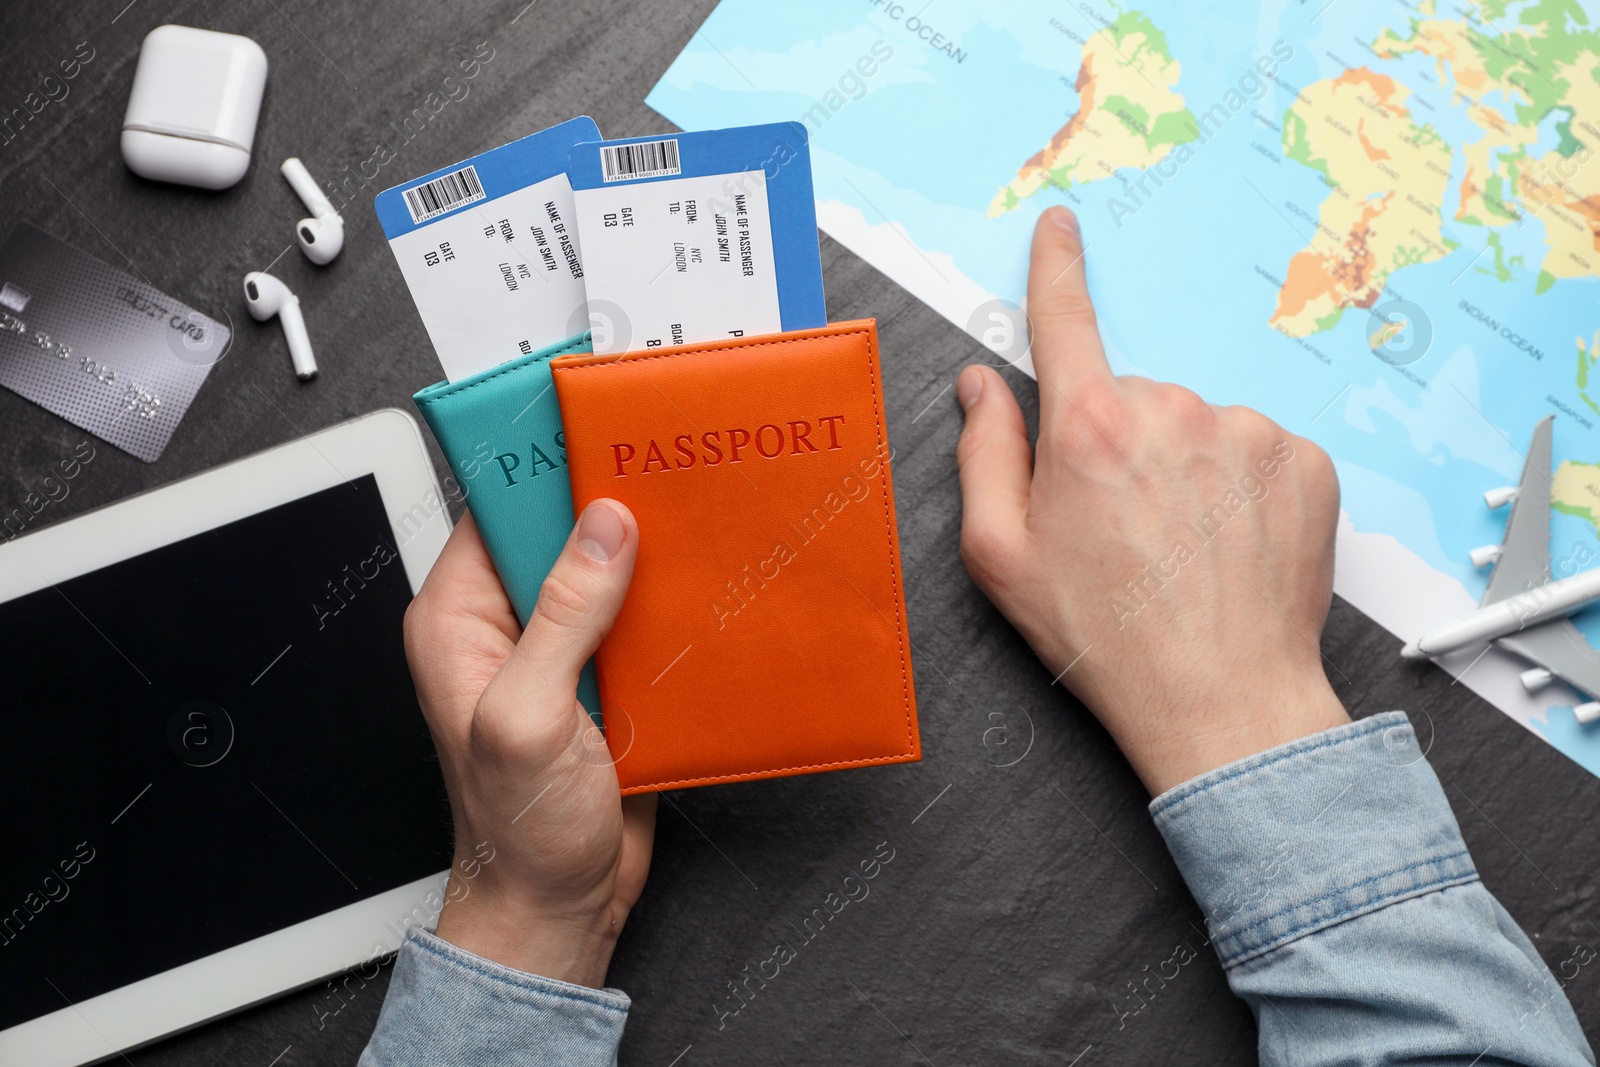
[280,157,344,265]
[243,271,318,380]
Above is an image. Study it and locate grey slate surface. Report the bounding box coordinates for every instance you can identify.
[2,1,1597,1063]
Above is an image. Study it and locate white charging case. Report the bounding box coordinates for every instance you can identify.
[120,25,268,190]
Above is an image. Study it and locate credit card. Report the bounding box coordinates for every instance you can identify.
[0,223,228,463]
[375,116,601,383]
[567,121,825,354]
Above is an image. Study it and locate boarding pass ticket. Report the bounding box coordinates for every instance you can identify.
[567,122,826,355]
[376,116,600,383]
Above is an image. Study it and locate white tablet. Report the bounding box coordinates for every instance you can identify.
[0,409,455,1066]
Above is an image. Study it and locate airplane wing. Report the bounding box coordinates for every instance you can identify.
[1497,618,1600,702]
[1481,415,1555,607]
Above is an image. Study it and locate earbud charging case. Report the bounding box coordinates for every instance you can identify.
[120,25,268,191]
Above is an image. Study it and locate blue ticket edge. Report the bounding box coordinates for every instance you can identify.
[566,121,826,333]
[374,115,603,240]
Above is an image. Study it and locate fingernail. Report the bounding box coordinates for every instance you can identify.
[576,501,625,562]
[957,366,983,411]
[1046,205,1079,234]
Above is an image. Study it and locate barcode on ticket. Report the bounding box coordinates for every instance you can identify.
[600,139,682,183]
[403,165,486,223]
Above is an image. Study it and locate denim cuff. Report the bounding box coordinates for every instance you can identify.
[362,927,629,1065]
[1149,711,1479,969]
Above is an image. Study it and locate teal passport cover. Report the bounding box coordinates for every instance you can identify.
[412,331,601,722]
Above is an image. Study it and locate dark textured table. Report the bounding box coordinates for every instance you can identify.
[4,2,1597,1063]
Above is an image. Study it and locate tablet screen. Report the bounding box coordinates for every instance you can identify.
[0,475,450,1030]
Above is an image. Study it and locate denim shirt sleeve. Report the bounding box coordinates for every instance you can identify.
[1151,711,1594,1065]
[358,927,629,1066]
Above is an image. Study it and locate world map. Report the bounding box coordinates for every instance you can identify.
[649,0,1600,778]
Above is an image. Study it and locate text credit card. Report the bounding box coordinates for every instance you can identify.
[567,122,826,354]
[0,223,228,462]
[376,116,601,383]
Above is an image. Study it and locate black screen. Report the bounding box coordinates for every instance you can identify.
[0,476,450,1029]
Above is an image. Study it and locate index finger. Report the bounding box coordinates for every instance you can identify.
[416,511,521,644]
[1026,206,1115,417]
[404,512,521,720]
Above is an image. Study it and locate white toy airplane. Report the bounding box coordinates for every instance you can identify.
[1402,415,1600,723]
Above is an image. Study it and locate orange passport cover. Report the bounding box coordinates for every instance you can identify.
[549,320,920,794]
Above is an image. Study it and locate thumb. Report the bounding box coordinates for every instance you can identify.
[497,499,638,699]
[956,364,1032,578]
